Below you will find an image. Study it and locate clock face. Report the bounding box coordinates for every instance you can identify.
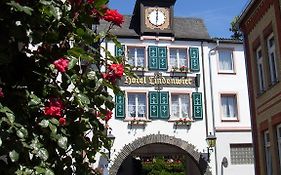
[148,9,166,26]
[145,7,170,30]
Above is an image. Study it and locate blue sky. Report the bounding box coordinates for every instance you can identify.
[108,0,249,38]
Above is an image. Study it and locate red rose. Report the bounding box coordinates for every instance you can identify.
[103,9,124,26]
[109,64,124,78]
[53,57,69,73]
[44,106,62,117]
[59,118,66,126]
[0,88,4,98]
[105,110,113,121]
[44,98,64,117]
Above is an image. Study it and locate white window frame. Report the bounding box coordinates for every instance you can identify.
[126,92,147,119]
[126,46,146,68]
[277,124,281,169]
[256,46,266,93]
[264,130,273,175]
[170,93,191,119]
[267,33,278,84]
[217,49,235,73]
[220,93,239,121]
[168,47,188,70]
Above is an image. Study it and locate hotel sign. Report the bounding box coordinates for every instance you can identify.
[121,75,196,87]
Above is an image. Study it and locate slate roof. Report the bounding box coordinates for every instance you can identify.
[98,15,211,40]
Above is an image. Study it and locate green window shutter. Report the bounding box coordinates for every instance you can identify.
[189,47,200,72]
[148,46,158,70]
[159,92,169,119]
[115,45,125,57]
[115,93,125,118]
[149,92,159,119]
[158,47,167,70]
[192,92,203,119]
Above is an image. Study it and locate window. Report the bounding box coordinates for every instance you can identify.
[127,93,146,118]
[277,124,281,168]
[218,49,234,72]
[221,94,238,120]
[171,94,190,119]
[256,47,266,92]
[267,34,278,84]
[169,48,188,69]
[127,47,145,67]
[230,144,254,164]
[264,130,273,175]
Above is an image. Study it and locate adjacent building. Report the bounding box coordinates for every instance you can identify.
[239,0,281,175]
[95,0,254,174]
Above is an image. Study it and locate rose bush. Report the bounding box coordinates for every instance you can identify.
[0,0,128,174]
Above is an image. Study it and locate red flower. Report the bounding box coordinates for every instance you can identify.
[105,110,113,121]
[103,9,124,26]
[102,64,124,83]
[87,0,94,3]
[44,106,62,117]
[59,118,66,126]
[109,64,124,78]
[44,98,64,117]
[0,88,4,98]
[53,57,69,73]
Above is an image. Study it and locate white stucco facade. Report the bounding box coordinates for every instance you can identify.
[95,38,255,175]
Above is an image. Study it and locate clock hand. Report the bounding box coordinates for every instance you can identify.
[156,9,158,25]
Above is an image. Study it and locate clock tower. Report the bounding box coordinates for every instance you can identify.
[132,0,176,36]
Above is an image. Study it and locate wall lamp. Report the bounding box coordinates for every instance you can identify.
[205,132,217,162]
[107,130,115,159]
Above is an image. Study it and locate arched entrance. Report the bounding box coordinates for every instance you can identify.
[109,134,211,175]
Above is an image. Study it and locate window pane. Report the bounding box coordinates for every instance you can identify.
[178,49,187,67]
[137,94,146,117]
[171,95,179,117]
[170,48,177,67]
[128,94,136,117]
[171,94,190,118]
[221,95,237,118]
[219,50,233,71]
[179,94,189,118]
[136,48,145,67]
[128,48,135,66]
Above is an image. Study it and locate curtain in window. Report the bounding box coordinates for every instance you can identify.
[221,96,236,118]
[128,94,136,117]
[136,48,145,67]
[170,49,177,67]
[219,50,233,71]
[171,95,179,117]
[138,94,146,117]
[128,48,135,66]
[179,49,187,67]
[180,95,189,118]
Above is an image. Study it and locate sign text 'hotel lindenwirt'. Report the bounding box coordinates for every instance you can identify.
[121,75,196,87]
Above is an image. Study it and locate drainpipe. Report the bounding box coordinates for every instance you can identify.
[208,39,219,175]
[200,41,208,136]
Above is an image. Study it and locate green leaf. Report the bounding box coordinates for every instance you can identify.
[94,0,109,8]
[28,93,42,107]
[39,119,49,128]
[77,94,90,105]
[68,57,78,70]
[6,112,15,124]
[35,166,46,174]
[7,1,33,16]
[49,123,57,134]
[37,148,49,161]
[58,136,68,150]
[45,169,55,175]
[9,150,19,162]
[16,127,28,139]
[76,28,85,37]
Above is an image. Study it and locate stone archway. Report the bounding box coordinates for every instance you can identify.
[109,134,211,175]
